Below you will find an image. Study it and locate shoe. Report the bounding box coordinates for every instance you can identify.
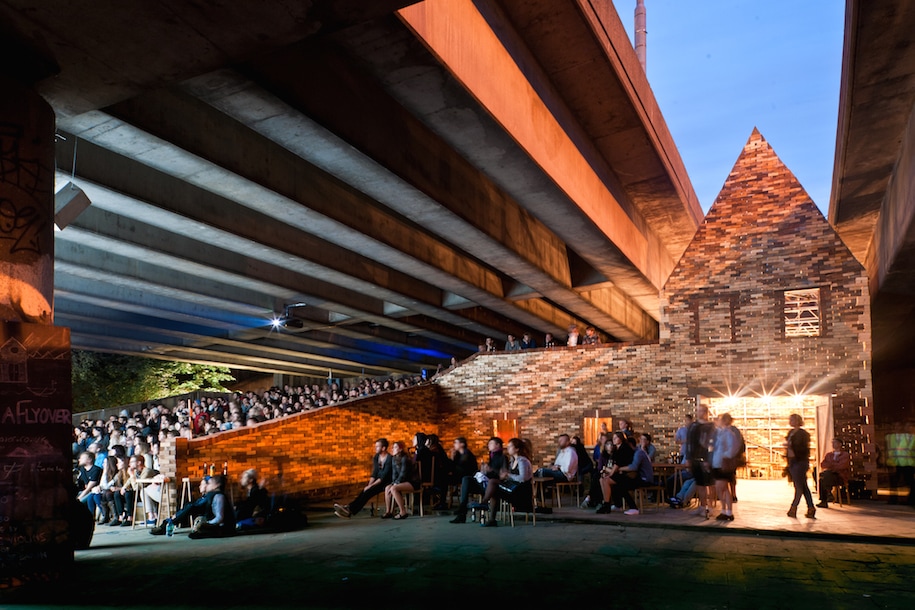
[393,513,408,520]
[480,520,498,527]
[145,519,157,525]
[715,513,730,521]
[120,520,132,527]
[732,496,738,503]
[624,509,639,516]
[816,501,829,509]
[191,516,205,533]
[108,519,121,527]
[450,515,467,524]
[380,512,394,519]
[692,507,707,517]
[805,507,816,519]
[150,524,166,535]
[595,504,612,514]
[187,531,202,540]
[787,506,798,518]
[726,514,735,521]
[333,504,351,519]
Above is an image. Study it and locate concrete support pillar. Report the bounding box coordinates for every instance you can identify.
[1,73,74,597]
[0,76,55,324]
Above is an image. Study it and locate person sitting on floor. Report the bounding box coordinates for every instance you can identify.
[817,438,851,508]
[188,474,236,539]
[334,438,393,519]
[150,476,213,535]
[235,469,271,530]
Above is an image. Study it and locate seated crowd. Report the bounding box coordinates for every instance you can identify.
[72,375,429,450]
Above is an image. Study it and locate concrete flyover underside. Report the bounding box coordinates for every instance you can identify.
[4,0,701,376]
[829,0,915,398]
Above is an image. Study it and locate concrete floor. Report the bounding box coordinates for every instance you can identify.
[7,480,915,609]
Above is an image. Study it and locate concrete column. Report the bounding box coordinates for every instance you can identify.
[1,73,74,597]
[0,76,55,324]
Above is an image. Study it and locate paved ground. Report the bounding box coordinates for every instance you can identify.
[6,481,915,609]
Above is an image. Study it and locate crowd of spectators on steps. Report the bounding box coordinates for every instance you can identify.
[72,373,428,449]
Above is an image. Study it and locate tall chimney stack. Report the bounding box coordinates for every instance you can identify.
[635,0,647,73]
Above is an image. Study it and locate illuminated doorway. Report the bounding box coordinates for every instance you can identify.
[701,394,826,480]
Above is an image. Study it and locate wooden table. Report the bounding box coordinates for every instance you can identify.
[651,462,686,494]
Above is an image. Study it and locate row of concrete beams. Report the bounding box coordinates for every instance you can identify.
[53,130,560,371]
[53,117,563,345]
[52,185,478,373]
[230,40,659,340]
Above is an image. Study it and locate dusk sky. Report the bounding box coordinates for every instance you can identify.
[621,0,846,213]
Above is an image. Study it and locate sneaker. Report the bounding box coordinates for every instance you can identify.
[334,506,351,519]
[120,520,132,527]
[145,519,157,525]
[595,504,612,514]
[816,501,829,509]
[191,516,205,533]
[149,523,167,535]
[580,496,591,509]
[108,519,121,527]
[624,509,639,516]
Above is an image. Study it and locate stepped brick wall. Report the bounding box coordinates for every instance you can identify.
[164,384,440,500]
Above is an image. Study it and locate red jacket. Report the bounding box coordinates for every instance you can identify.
[820,450,851,484]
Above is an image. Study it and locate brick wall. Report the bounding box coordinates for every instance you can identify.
[167,385,439,500]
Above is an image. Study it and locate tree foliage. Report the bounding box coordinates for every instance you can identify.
[72,351,235,412]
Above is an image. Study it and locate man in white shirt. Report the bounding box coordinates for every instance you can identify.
[536,434,578,484]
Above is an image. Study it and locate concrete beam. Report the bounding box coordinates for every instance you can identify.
[238,39,655,339]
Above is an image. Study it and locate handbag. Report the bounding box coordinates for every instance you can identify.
[498,479,521,495]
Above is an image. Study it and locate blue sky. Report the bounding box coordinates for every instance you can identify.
[621,1,846,213]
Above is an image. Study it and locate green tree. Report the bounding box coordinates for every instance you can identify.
[71,351,234,412]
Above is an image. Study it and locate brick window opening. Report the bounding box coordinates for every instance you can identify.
[493,418,519,440]
[582,415,613,448]
[784,288,820,337]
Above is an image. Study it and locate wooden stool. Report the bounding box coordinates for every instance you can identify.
[832,484,851,506]
[554,480,580,508]
[634,484,666,513]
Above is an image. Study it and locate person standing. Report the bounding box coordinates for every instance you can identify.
[334,438,393,519]
[786,414,816,519]
[817,439,851,508]
[504,334,521,351]
[685,405,715,519]
[885,422,915,505]
[711,414,738,521]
